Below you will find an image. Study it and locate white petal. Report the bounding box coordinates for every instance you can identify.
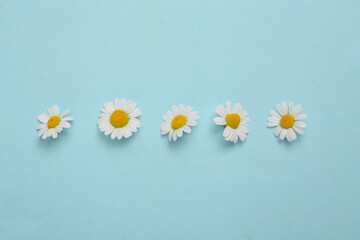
[98,116,109,124]
[104,126,115,135]
[127,121,138,133]
[115,98,121,109]
[172,105,179,115]
[55,125,63,133]
[48,129,57,139]
[223,133,229,141]
[276,104,284,116]
[295,114,308,120]
[274,126,282,136]
[49,129,56,139]
[232,131,237,142]
[294,121,307,128]
[127,101,136,113]
[129,118,141,128]
[293,126,305,134]
[190,111,200,120]
[99,121,111,129]
[166,111,174,119]
[117,128,124,139]
[267,120,279,127]
[120,98,127,110]
[61,121,71,128]
[227,130,235,142]
[101,107,110,114]
[126,100,132,112]
[292,104,303,117]
[233,132,239,142]
[62,116,74,121]
[38,127,47,137]
[104,102,115,113]
[176,129,183,138]
[52,131,58,139]
[183,125,191,134]
[127,127,134,137]
[242,117,250,124]
[36,124,46,130]
[285,131,292,142]
[172,130,178,141]
[123,127,132,138]
[233,103,243,114]
[240,111,248,119]
[54,105,60,116]
[281,102,288,115]
[60,109,70,118]
[215,105,227,118]
[288,102,294,115]
[213,117,226,125]
[279,129,287,140]
[240,125,249,134]
[223,126,231,137]
[225,101,232,114]
[179,104,185,115]
[169,130,174,141]
[269,110,281,118]
[225,129,234,141]
[38,113,49,123]
[268,117,280,123]
[238,129,245,141]
[289,128,297,141]
[223,129,230,141]
[185,106,193,115]
[162,114,170,122]
[116,131,122,139]
[99,124,112,132]
[111,129,118,139]
[42,129,52,139]
[187,119,197,126]
[129,108,141,118]
[160,123,171,135]
[48,106,55,116]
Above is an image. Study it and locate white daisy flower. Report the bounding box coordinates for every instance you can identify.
[98,98,141,140]
[160,104,199,141]
[267,101,308,142]
[37,105,73,139]
[213,101,250,143]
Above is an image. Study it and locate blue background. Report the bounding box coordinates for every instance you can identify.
[1,0,359,239]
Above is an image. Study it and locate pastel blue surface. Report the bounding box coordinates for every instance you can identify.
[1,0,359,239]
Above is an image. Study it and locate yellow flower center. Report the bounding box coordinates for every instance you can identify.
[225,113,241,129]
[280,114,295,129]
[171,115,187,130]
[110,110,129,128]
[47,116,61,128]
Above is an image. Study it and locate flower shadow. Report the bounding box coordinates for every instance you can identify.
[36,127,71,150]
[166,134,190,149]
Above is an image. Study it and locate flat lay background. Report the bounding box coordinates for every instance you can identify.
[1,0,360,239]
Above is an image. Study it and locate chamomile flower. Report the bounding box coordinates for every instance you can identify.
[98,98,141,140]
[213,101,250,143]
[37,105,73,139]
[160,104,199,141]
[267,101,307,142]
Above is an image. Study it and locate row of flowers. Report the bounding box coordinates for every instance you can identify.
[37,99,307,143]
